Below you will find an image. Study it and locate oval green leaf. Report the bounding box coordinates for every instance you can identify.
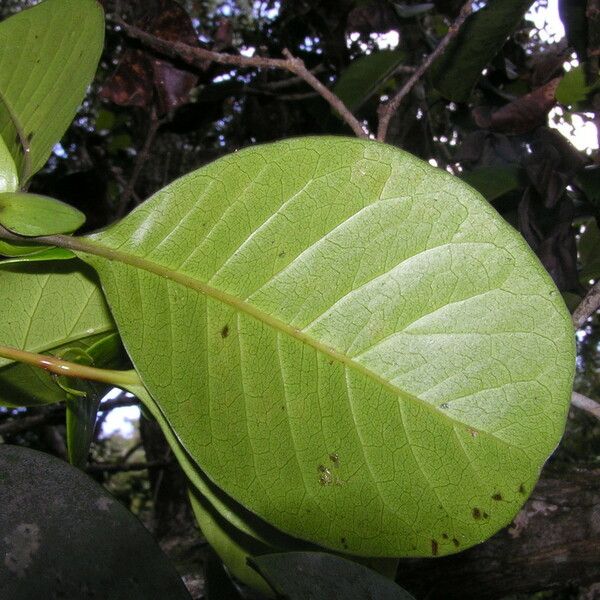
[77,137,575,557]
[0,261,116,407]
[0,0,104,181]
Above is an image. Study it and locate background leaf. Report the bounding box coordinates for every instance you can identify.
[431,0,533,102]
[333,51,406,113]
[460,165,522,202]
[249,552,415,600]
[0,444,191,599]
[0,0,104,181]
[0,261,116,407]
[79,137,574,557]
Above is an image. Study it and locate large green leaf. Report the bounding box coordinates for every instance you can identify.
[0,0,104,182]
[430,0,532,102]
[0,261,115,406]
[76,136,574,557]
[333,51,406,113]
[0,444,191,599]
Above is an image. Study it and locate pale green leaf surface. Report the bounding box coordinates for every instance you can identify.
[0,0,104,181]
[0,262,115,406]
[79,137,575,557]
[0,134,17,193]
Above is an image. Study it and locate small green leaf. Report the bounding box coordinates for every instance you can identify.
[0,261,115,407]
[0,192,85,237]
[189,489,275,597]
[431,0,533,102]
[249,552,415,600]
[63,335,123,468]
[0,0,104,181]
[0,134,17,193]
[0,246,76,265]
[0,444,191,599]
[333,51,405,113]
[75,137,575,557]
[556,65,590,107]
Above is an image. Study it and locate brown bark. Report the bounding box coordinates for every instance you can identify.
[396,465,600,599]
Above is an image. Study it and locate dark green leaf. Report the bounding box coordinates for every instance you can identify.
[249,552,415,600]
[579,219,600,283]
[431,0,533,102]
[460,165,522,201]
[333,51,405,112]
[394,3,434,19]
[0,444,191,599]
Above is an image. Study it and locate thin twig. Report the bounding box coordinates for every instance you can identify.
[572,280,600,329]
[376,0,475,141]
[281,49,368,138]
[0,406,63,436]
[572,392,600,421]
[115,18,367,138]
[86,459,173,473]
[116,115,161,219]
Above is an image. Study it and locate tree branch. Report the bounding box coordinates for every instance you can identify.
[116,114,161,219]
[115,18,368,139]
[571,391,600,421]
[376,0,475,141]
[572,280,600,328]
[86,459,173,473]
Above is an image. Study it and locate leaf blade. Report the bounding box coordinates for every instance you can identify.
[77,136,575,557]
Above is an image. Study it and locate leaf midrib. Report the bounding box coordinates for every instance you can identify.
[66,234,488,433]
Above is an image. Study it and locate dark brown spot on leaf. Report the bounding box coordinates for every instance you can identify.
[519,483,526,495]
[472,507,482,519]
[452,537,460,547]
[221,324,229,338]
[483,512,489,519]
[441,533,448,539]
[492,493,503,501]
[431,539,438,556]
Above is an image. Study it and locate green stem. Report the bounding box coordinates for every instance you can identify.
[0,344,140,387]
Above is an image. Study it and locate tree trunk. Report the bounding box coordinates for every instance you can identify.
[396,465,600,599]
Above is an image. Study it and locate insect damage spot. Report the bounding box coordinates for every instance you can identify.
[220,324,229,338]
[472,507,482,520]
[4,523,40,578]
[431,539,438,556]
[329,452,340,466]
[318,464,333,486]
